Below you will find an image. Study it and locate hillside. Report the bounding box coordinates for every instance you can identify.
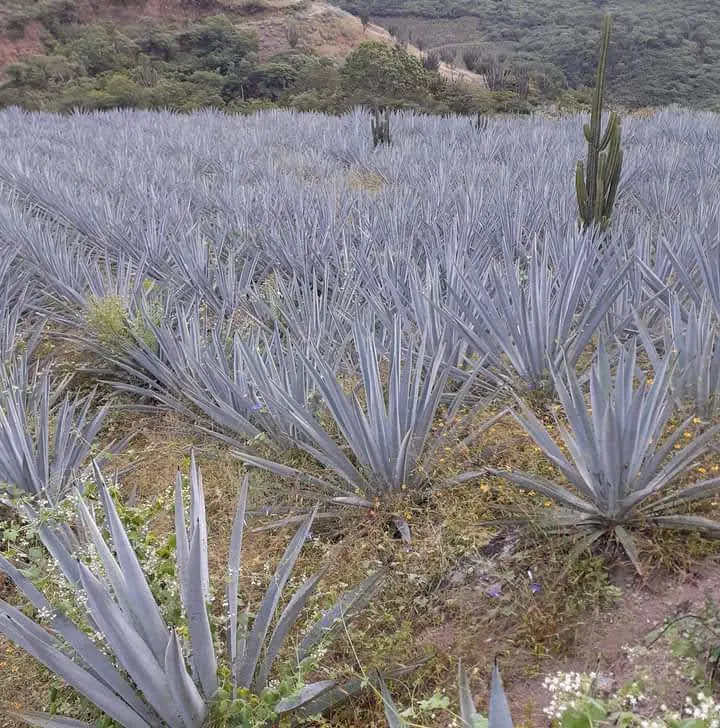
[0,0,497,114]
[0,0,384,66]
[331,0,720,108]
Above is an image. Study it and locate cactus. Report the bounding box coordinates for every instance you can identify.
[475,111,488,132]
[371,106,391,147]
[575,15,623,231]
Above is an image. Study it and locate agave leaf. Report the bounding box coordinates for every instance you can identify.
[6,711,93,728]
[563,529,606,572]
[186,522,218,698]
[77,564,183,728]
[639,477,720,515]
[0,556,158,723]
[20,504,80,587]
[485,468,597,515]
[235,604,249,682]
[164,630,208,728]
[378,673,409,728]
[293,662,424,719]
[227,475,250,689]
[625,425,720,511]
[275,680,337,714]
[75,493,139,627]
[93,463,170,664]
[266,394,369,491]
[297,569,385,662]
[174,470,190,611]
[458,660,479,728]
[613,525,644,576]
[236,506,317,689]
[188,451,210,603]
[253,567,327,692]
[232,450,349,496]
[0,605,151,728]
[331,495,374,508]
[511,404,598,503]
[649,514,720,536]
[488,664,513,728]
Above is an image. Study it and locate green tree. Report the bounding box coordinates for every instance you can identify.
[175,15,258,74]
[63,24,139,75]
[340,40,428,102]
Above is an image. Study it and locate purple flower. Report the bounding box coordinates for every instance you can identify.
[251,401,263,411]
[527,570,540,593]
[486,583,502,598]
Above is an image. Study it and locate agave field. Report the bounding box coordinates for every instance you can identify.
[1,105,720,726]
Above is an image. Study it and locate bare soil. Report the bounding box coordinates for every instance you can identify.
[507,562,720,725]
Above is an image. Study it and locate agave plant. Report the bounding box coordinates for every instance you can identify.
[639,295,720,419]
[380,662,513,728]
[235,315,467,498]
[446,241,626,391]
[0,357,110,506]
[0,455,383,727]
[479,340,720,573]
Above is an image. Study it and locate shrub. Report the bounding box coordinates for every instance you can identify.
[423,52,440,71]
[462,47,481,71]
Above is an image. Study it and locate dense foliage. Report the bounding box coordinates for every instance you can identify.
[0,11,529,115]
[332,0,720,107]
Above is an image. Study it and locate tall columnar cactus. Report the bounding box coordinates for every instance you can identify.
[575,15,623,231]
[371,106,391,147]
[475,111,488,132]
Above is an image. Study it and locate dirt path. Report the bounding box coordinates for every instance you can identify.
[507,560,720,724]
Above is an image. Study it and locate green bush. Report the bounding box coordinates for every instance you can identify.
[341,40,429,100]
[63,24,139,75]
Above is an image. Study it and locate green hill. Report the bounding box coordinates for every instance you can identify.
[331,0,720,107]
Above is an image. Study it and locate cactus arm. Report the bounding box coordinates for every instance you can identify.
[604,149,623,215]
[576,161,589,223]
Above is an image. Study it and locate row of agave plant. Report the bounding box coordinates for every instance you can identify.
[0,103,718,724]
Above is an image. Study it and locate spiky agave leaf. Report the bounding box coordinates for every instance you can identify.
[378,672,409,728]
[107,302,267,446]
[0,357,109,505]
[0,456,383,728]
[483,339,720,572]
[663,295,720,418]
[446,240,625,390]
[458,660,479,728]
[379,661,513,728]
[488,663,513,728]
[237,315,455,496]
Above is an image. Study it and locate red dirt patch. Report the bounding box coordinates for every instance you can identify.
[0,21,44,69]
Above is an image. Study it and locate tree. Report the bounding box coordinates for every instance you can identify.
[462,47,481,71]
[479,54,505,90]
[341,40,428,102]
[63,24,139,76]
[130,18,179,61]
[423,52,440,71]
[176,15,258,74]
